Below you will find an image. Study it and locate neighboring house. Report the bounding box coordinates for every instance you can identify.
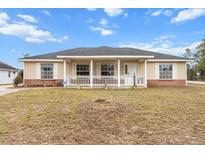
[20,46,189,88]
[0,61,19,85]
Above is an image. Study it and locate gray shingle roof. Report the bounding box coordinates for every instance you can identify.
[0,61,18,70]
[22,46,186,60]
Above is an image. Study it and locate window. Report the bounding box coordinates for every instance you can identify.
[124,64,128,75]
[41,64,54,79]
[76,64,89,76]
[101,64,114,76]
[159,64,172,79]
[8,71,11,78]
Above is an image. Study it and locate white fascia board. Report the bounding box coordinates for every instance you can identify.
[147,59,190,62]
[20,59,64,62]
[57,55,155,59]
[0,68,19,72]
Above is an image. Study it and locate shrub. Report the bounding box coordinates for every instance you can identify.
[13,70,23,87]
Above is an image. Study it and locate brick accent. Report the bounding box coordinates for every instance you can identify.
[147,80,186,87]
[24,79,63,87]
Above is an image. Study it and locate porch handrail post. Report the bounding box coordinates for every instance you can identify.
[144,60,147,87]
[118,59,120,87]
[90,59,93,88]
[63,60,67,87]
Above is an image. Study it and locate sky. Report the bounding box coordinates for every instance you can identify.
[0,8,205,68]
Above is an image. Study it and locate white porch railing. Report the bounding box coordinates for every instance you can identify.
[120,75,144,86]
[66,75,145,87]
[68,76,90,86]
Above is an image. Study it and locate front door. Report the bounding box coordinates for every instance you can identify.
[124,63,138,85]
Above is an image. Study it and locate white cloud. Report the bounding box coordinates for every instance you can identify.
[163,10,173,17]
[63,35,68,40]
[171,9,205,24]
[64,14,70,19]
[86,8,97,11]
[148,9,174,17]
[88,18,116,36]
[104,8,127,17]
[0,12,10,25]
[41,10,51,16]
[17,14,38,23]
[0,12,68,44]
[91,27,113,36]
[123,13,128,18]
[99,18,108,27]
[194,29,205,35]
[153,34,175,42]
[151,9,163,16]
[118,35,200,56]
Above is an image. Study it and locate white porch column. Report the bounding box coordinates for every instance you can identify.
[90,59,93,88]
[118,59,120,88]
[63,60,67,87]
[144,60,147,87]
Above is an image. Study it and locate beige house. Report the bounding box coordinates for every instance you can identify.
[21,46,188,88]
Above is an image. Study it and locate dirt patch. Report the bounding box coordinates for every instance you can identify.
[75,99,147,144]
[94,98,111,104]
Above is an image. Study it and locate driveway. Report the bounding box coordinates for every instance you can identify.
[0,85,24,96]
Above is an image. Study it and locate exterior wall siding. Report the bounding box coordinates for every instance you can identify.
[23,60,187,87]
[0,70,18,84]
[147,62,186,80]
[147,62,155,79]
[139,62,145,76]
[177,62,186,79]
[24,62,37,79]
[58,62,64,79]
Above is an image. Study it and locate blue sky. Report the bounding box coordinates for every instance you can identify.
[0,8,205,68]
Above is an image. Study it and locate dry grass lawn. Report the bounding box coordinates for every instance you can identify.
[0,85,205,144]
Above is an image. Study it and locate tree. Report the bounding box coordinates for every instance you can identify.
[183,48,197,80]
[183,48,192,58]
[194,39,205,79]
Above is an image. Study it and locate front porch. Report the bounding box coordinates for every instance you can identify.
[62,58,148,88]
[67,75,145,87]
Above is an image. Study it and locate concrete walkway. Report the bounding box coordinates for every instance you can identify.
[0,85,24,96]
[187,81,205,85]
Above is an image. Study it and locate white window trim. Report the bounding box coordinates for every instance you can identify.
[159,63,173,80]
[101,63,115,77]
[40,63,54,80]
[76,64,90,76]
